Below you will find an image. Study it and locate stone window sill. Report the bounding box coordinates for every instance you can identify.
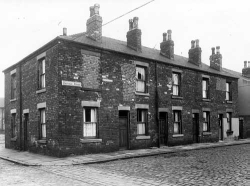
[202,98,211,102]
[202,132,212,136]
[80,138,102,143]
[36,89,46,94]
[136,135,151,140]
[11,137,17,141]
[10,98,17,102]
[37,139,47,144]
[226,100,232,104]
[172,134,184,138]
[135,92,150,97]
[171,95,183,99]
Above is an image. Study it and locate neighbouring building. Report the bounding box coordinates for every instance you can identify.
[0,98,4,132]
[224,62,250,138]
[3,4,239,157]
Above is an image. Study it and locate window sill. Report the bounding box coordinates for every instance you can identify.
[202,98,211,102]
[135,92,150,96]
[171,95,183,99]
[80,138,102,143]
[37,139,47,144]
[172,134,184,138]
[36,89,46,94]
[202,132,212,136]
[136,135,151,140]
[10,98,16,102]
[11,137,17,141]
[226,100,232,104]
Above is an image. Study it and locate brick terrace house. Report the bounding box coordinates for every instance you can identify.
[3,4,239,157]
[0,98,4,132]
[224,61,250,139]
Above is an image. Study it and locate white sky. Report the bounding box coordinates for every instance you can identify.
[0,0,250,98]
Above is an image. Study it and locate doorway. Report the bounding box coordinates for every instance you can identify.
[239,117,244,139]
[23,113,29,151]
[218,114,223,141]
[159,112,168,146]
[119,111,129,150]
[192,113,199,143]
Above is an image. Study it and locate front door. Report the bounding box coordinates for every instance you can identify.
[192,113,199,143]
[23,114,29,151]
[239,118,244,139]
[159,112,168,146]
[119,111,129,149]
[218,114,223,141]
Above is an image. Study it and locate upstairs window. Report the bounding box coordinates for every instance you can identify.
[38,58,45,89]
[137,109,147,135]
[226,82,232,101]
[39,109,46,139]
[136,66,146,93]
[203,112,210,132]
[172,73,181,96]
[11,74,17,99]
[202,78,209,99]
[11,114,16,138]
[83,108,97,137]
[173,110,182,134]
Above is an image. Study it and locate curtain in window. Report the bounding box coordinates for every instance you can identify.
[137,110,146,135]
[173,111,181,134]
[203,112,209,132]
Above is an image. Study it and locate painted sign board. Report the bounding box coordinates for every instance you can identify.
[62,80,82,87]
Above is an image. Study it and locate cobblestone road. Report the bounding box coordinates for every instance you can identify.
[0,144,249,186]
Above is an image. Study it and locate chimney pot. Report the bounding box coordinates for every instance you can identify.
[191,40,195,49]
[212,47,215,55]
[216,46,220,54]
[129,19,133,30]
[248,61,250,67]
[133,17,139,29]
[163,33,167,42]
[167,30,172,40]
[90,6,94,17]
[195,39,199,47]
[244,61,247,68]
[63,27,67,36]
[94,4,100,15]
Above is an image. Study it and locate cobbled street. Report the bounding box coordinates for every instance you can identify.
[0,144,249,186]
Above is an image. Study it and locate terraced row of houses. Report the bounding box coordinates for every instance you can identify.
[3,4,250,157]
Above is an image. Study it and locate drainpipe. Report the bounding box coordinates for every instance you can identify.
[19,64,23,150]
[154,62,160,148]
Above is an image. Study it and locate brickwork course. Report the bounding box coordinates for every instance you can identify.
[3,4,242,157]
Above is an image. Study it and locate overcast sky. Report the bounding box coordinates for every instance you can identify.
[0,0,250,98]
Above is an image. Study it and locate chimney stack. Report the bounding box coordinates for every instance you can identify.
[188,39,202,66]
[63,27,67,36]
[126,17,142,52]
[160,30,174,59]
[210,46,222,71]
[86,4,102,42]
[242,61,250,78]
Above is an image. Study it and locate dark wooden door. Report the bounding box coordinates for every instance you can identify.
[159,112,168,146]
[119,111,128,149]
[218,114,223,141]
[192,113,199,143]
[23,114,29,151]
[239,118,244,139]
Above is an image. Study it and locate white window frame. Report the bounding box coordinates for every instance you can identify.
[11,74,17,99]
[83,107,97,138]
[137,109,147,135]
[173,110,182,134]
[226,82,232,101]
[38,58,45,89]
[136,66,146,93]
[172,72,180,96]
[226,112,232,131]
[202,78,209,99]
[203,111,210,132]
[40,109,46,139]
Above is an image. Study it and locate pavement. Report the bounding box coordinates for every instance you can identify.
[0,134,249,166]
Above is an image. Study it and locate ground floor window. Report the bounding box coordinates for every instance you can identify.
[137,109,147,135]
[226,112,232,131]
[173,110,182,134]
[11,114,16,138]
[83,108,97,137]
[40,109,46,139]
[203,111,210,132]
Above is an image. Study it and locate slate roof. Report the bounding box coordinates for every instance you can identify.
[59,32,238,79]
[222,68,247,79]
[0,98,4,108]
